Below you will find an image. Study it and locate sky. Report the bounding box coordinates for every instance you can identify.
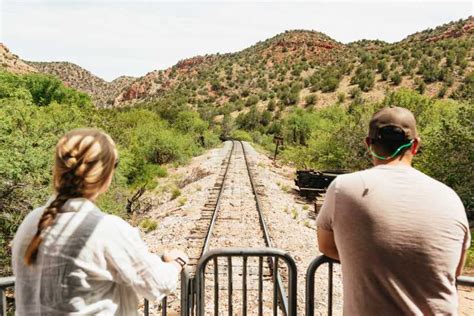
[1,1,472,81]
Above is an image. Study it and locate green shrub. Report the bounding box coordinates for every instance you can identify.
[245,95,260,106]
[171,187,181,200]
[390,72,402,85]
[351,68,375,92]
[305,94,317,106]
[139,218,158,233]
[381,69,390,81]
[178,197,187,206]
[415,78,426,94]
[231,129,253,142]
[337,92,346,103]
[452,71,473,102]
[350,87,362,99]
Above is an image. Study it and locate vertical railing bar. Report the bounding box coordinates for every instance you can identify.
[228,257,233,316]
[144,299,149,316]
[273,257,279,316]
[305,261,315,316]
[258,256,263,316]
[1,288,6,316]
[287,257,297,316]
[242,256,248,316]
[162,297,167,316]
[328,262,333,316]
[198,264,205,316]
[190,278,195,316]
[214,258,219,315]
[181,270,189,316]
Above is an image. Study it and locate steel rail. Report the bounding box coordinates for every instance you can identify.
[194,140,290,315]
[201,141,235,255]
[239,141,290,316]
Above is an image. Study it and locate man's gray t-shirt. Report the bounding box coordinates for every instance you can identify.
[316,165,470,315]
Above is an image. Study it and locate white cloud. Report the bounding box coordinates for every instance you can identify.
[1,1,471,81]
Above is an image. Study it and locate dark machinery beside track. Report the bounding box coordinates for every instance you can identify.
[295,169,348,215]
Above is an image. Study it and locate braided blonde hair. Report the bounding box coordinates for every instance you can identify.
[24,128,118,265]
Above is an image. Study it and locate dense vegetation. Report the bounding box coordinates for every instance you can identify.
[0,71,219,276]
[231,88,472,211]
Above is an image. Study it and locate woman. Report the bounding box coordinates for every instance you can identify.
[12,128,188,315]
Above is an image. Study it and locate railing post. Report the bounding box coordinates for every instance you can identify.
[181,269,190,316]
[305,256,337,316]
[328,262,333,316]
[144,299,149,316]
[0,276,15,316]
[161,297,167,316]
[1,287,6,316]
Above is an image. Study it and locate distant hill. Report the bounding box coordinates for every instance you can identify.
[25,61,135,107]
[114,30,348,106]
[112,17,473,112]
[0,43,37,74]
[1,16,472,111]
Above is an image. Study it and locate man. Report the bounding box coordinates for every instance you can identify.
[316,106,470,315]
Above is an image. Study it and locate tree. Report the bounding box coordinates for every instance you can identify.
[377,60,387,73]
[175,111,208,135]
[351,68,375,92]
[267,99,276,111]
[245,95,259,107]
[220,113,234,140]
[286,110,312,145]
[381,69,390,81]
[415,78,426,94]
[260,111,272,127]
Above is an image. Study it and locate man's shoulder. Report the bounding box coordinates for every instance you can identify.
[335,166,462,203]
[332,169,371,189]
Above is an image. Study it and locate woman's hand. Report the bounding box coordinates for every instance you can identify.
[162,249,189,272]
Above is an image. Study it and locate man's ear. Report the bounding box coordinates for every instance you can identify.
[412,137,421,155]
[364,137,371,148]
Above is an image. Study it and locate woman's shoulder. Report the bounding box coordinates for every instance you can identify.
[14,206,47,240]
[12,204,48,265]
[98,213,140,237]
[95,213,147,252]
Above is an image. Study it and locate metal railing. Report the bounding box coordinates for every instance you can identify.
[5,252,473,315]
[305,255,474,316]
[0,276,14,316]
[195,248,298,316]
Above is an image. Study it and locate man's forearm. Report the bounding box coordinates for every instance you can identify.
[317,227,340,261]
[322,247,340,261]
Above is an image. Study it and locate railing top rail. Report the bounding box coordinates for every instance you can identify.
[457,275,474,287]
[196,247,297,269]
[0,276,15,288]
[307,255,474,287]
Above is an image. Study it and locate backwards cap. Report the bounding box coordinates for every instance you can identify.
[368,106,418,141]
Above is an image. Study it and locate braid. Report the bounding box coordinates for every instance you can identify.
[24,174,81,266]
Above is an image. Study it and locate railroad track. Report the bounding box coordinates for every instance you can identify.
[185,140,289,315]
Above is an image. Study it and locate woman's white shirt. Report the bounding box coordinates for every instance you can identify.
[12,197,179,315]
